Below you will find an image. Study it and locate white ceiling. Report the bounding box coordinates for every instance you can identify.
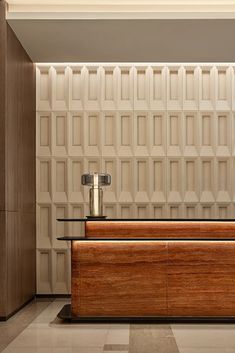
[6,0,235,62]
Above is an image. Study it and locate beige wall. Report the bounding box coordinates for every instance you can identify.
[36,63,235,294]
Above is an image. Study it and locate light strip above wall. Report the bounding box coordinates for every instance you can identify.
[7,0,235,19]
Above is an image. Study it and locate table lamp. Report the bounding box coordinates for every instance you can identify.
[81,172,111,218]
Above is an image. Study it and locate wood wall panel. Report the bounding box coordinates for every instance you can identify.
[0,1,36,319]
[71,241,167,317]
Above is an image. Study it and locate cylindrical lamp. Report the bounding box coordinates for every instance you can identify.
[81,172,111,218]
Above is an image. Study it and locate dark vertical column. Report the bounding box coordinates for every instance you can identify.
[0,0,7,319]
[0,0,36,319]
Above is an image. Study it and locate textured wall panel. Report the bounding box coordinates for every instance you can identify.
[36,63,235,294]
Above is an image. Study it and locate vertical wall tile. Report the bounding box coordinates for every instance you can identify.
[37,249,52,294]
[102,111,117,156]
[118,204,134,218]
[37,204,52,248]
[36,66,52,111]
[216,158,231,203]
[52,250,69,294]
[182,66,199,110]
[183,112,199,156]
[167,158,183,203]
[118,158,133,203]
[183,158,199,203]
[52,112,68,156]
[167,66,183,110]
[68,158,84,203]
[149,66,166,110]
[117,66,134,110]
[150,112,166,156]
[151,158,166,203]
[152,204,166,219]
[104,204,117,218]
[52,203,69,249]
[215,66,231,110]
[69,65,83,110]
[134,112,149,156]
[37,112,52,156]
[117,111,133,156]
[199,66,215,110]
[37,158,52,203]
[134,158,150,203]
[84,111,101,156]
[200,158,215,203]
[52,66,68,110]
[216,112,231,156]
[102,158,117,203]
[134,204,151,218]
[52,158,68,203]
[69,204,84,236]
[68,112,84,156]
[134,66,149,110]
[184,204,199,219]
[199,112,215,156]
[200,204,215,219]
[167,204,183,218]
[101,66,117,110]
[84,66,100,110]
[167,112,182,156]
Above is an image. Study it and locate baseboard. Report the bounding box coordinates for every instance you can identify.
[36,294,71,299]
[0,296,35,321]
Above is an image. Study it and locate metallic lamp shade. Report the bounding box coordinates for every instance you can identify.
[81,173,111,187]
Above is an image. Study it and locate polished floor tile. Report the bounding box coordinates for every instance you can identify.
[3,300,235,353]
[172,324,235,350]
[129,324,179,353]
[0,299,52,352]
[105,325,130,345]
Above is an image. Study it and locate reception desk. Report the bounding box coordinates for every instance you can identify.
[58,219,235,321]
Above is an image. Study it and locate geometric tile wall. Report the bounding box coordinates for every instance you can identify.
[36,63,235,294]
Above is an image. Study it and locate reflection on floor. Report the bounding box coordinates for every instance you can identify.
[0,299,235,353]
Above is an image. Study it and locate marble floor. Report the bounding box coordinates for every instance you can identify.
[1,299,235,353]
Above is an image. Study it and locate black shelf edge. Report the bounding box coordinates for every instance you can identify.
[57,218,235,222]
[57,304,235,323]
[57,236,235,241]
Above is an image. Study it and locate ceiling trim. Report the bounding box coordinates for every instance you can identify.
[7,2,235,19]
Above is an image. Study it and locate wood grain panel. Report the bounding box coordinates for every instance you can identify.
[0,2,36,319]
[168,241,235,316]
[85,221,201,238]
[85,221,235,239]
[71,240,167,317]
[0,1,6,212]
[200,221,235,239]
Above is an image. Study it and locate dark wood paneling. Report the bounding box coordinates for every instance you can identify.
[72,241,167,317]
[0,211,6,317]
[0,1,36,319]
[0,0,6,211]
[168,241,235,316]
[85,221,235,239]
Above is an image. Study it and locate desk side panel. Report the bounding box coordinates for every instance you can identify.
[71,240,167,317]
[168,241,235,316]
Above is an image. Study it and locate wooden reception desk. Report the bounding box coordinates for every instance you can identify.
[58,219,235,321]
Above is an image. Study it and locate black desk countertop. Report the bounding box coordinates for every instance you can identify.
[57,218,235,222]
